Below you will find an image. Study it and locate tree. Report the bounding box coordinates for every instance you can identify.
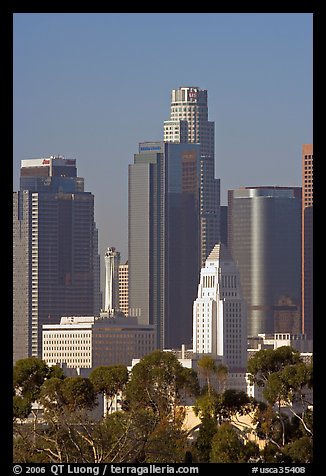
[247,346,301,388]
[193,414,218,462]
[124,350,199,418]
[89,365,128,412]
[197,356,217,394]
[248,348,313,461]
[13,358,65,421]
[39,376,97,413]
[89,365,129,396]
[262,362,313,442]
[209,422,246,463]
[282,436,313,463]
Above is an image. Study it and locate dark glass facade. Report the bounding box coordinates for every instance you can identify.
[128,142,200,349]
[228,187,302,337]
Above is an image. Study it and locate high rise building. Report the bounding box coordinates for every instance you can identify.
[104,246,120,314]
[220,205,228,245]
[227,186,302,338]
[13,156,101,362]
[164,86,220,265]
[193,243,247,371]
[302,144,313,339]
[128,141,201,349]
[118,261,129,316]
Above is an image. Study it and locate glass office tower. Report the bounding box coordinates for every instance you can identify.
[164,86,220,266]
[13,156,101,362]
[128,142,200,349]
[227,186,302,337]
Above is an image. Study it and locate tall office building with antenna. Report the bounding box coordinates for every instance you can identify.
[164,86,220,265]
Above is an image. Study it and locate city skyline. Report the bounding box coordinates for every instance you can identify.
[13,13,313,269]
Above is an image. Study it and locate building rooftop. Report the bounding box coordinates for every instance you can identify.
[206,242,233,263]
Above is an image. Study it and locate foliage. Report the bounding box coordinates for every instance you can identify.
[124,350,199,418]
[282,436,313,463]
[210,422,258,463]
[13,357,65,420]
[89,365,129,397]
[247,346,301,387]
[197,356,227,394]
[193,414,218,462]
[13,348,313,464]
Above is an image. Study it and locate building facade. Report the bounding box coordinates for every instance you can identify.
[13,156,101,362]
[163,86,220,265]
[227,186,302,337]
[118,261,129,316]
[193,243,247,371]
[302,144,313,339]
[42,315,156,369]
[128,141,201,349]
[104,246,120,314]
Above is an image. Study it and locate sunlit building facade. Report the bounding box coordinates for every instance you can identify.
[164,86,220,265]
[13,156,101,362]
[42,315,155,369]
[193,243,247,371]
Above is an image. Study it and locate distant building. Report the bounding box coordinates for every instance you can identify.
[247,332,313,356]
[228,186,302,337]
[42,314,156,369]
[220,205,228,245]
[13,156,100,362]
[119,261,129,316]
[193,242,247,371]
[302,144,313,339]
[273,295,301,335]
[104,247,120,314]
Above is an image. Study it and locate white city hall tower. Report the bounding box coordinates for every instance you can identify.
[193,242,247,371]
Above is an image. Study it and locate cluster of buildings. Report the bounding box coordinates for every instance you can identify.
[13,86,313,402]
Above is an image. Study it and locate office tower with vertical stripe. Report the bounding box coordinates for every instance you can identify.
[228,186,302,337]
[164,86,220,265]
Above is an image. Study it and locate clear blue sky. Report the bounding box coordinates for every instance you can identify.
[13,13,313,283]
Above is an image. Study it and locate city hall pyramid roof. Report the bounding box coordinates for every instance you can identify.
[206,242,233,263]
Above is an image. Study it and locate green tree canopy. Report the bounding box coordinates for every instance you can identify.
[13,357,65,420]
[210,422,246,463]
[89,365,129,397]
[247,346,301,387]
[124,350,199,418]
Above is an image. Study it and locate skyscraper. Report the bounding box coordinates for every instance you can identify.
[302,144,313,339]
[128,141,201,349]
[164,86,220,265]
[13,156,101,362]
[104,246,120,314]
[227,186,302,337]
[118,261,129,316]
[193,243,247,371]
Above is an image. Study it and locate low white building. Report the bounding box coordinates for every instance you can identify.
[42,314,155,369]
